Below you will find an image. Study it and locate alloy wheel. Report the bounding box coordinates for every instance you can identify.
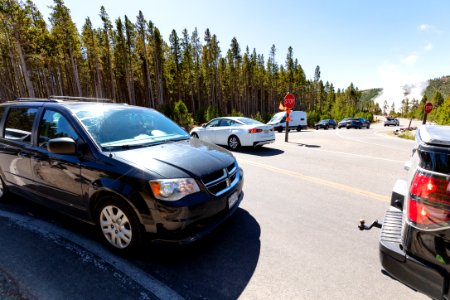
[228,136,240,150]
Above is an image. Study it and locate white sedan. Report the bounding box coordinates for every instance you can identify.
[190,117,275,150]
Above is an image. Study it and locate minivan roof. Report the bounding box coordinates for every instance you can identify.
[418,125,450,147]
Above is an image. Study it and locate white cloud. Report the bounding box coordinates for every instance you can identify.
[424,42,433,51]
[401,53,419,65]
[419,24,433,31]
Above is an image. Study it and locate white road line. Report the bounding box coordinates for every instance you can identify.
[334,128,414,150]
[0,210,184,300]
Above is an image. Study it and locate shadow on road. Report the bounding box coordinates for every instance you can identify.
[0,196,261,300]
[236,146,284,156]
[289,142,321,148]
[134,208,261,299]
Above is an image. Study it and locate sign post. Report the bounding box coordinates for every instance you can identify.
[283,93,295,142]
[422,102,433,124]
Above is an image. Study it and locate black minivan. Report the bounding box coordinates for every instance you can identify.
[361,125,450,299]
[0,97,244,253]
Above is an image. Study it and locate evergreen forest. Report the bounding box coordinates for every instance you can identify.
[1,0,449,127]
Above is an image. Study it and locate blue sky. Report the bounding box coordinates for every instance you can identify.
[32,0,450,108]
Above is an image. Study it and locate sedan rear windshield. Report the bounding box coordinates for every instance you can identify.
[236,117,264,125]
[71,105,189,149]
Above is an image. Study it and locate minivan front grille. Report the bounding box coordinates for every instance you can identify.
[201,162,239,196]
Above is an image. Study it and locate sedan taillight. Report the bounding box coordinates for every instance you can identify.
[407,170,450,229]
[248,128,263,133]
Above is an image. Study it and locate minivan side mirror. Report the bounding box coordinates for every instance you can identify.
[47,137,77,155]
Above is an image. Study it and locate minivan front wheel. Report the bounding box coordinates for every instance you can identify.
[228,135,241,150]
[97,196,142,253]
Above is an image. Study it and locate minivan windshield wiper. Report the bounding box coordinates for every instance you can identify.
[100,135,190,151]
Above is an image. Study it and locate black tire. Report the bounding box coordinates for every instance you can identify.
[228,135,241,151]
[96,195,143,254]
[277,127,282,133]
[0,177,7,201]
[325,125,329,130]
[191,132,199,138]
[333,126,336,129]
[315,126,319,130]
[296,126,301,132]
[367,125,370,129]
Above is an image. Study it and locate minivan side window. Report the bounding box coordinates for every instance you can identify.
[4,107,38,143]
[38,110,78,148]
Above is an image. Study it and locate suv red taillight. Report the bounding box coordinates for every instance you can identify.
[407,170,450,229]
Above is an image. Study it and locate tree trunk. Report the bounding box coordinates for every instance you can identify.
[14,30,35,98]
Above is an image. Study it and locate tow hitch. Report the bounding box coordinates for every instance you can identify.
[358,219,382,231]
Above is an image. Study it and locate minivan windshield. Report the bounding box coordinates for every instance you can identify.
[72,105,189,149]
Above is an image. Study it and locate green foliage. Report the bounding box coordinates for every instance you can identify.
[307,111,321,127]
[354,111,374,122]
[205,105,219,121]
[424,76,450,100]
[251,112,264,122]
[230,108,244,117]
[173,99,193,129]
[434,96,450,125]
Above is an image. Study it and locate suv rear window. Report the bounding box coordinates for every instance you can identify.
[4,107,38,143]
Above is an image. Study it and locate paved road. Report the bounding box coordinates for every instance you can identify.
[0,119,428,299]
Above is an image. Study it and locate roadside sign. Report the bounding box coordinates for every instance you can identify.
[424,102,433,114]
[284,93,295,109]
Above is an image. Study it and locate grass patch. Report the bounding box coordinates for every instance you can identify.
[398,131,415,140]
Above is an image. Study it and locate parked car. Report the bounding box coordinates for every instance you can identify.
[360,125,450,299]
[384,117,399,126]
[314,119,337,130]
[337,118,362,129]
[267,111,307,132]
[0,97,244,254]
[357,118,370,129]
[190,117,275,150]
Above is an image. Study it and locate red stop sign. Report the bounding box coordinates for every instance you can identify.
[284,93,295,109]
[424,102,433,114]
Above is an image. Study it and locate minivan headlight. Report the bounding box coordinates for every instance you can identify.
[149,178,200,201]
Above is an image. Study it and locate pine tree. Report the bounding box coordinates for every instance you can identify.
[50,0,82,96]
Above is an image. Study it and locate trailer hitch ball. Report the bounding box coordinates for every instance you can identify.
[358,219,382,231]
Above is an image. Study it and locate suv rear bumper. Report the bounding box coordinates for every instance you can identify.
[380,207,447,299]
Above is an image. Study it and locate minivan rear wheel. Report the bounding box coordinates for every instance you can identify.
[96,196,142,253]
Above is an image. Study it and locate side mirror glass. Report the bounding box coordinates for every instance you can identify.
[47,137,77,155]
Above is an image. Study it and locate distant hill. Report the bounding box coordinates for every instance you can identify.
[360,88,382,103]
[423,75,450,100]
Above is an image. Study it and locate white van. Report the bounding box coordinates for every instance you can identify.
[267,111,307,132]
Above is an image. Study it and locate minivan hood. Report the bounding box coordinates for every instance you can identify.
[110,138,236,179]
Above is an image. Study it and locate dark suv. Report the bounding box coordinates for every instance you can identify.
[0,97,244,253]
[337,118,362,129]
[360,125,450,299]
[314,119,337,130]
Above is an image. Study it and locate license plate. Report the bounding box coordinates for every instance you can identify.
[263,129,269,133]
[228,191,239,208]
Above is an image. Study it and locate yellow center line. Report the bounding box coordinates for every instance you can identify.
[238,158,390,202]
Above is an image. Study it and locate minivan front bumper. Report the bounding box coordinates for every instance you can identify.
[379,207,447,299]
